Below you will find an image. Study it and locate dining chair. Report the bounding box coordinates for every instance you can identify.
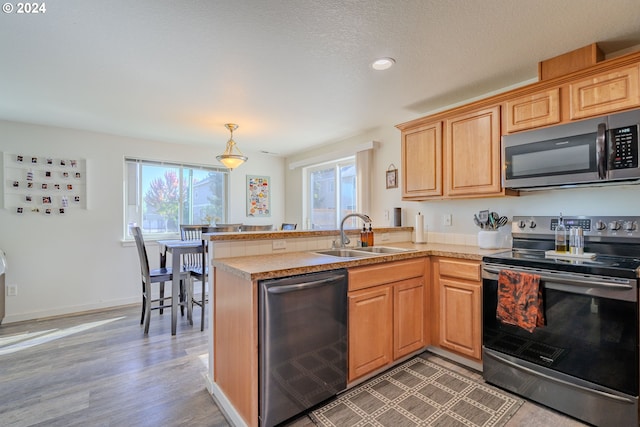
[132,226,190,334]
[180,224,208,331]
[281,223,297,230]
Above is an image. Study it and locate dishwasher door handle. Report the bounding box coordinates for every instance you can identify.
[266,275,344,294]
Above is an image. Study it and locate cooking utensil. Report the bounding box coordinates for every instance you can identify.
[478,210,489,227]
[497,216,508,228]
[473,214,483,229]
[489,212,499,229]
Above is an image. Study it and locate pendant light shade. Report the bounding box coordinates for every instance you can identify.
[216,123,247,170]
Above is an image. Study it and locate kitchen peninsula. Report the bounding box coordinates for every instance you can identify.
[204,228,499,427]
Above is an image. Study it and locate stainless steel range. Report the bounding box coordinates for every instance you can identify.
[482,215,640,427]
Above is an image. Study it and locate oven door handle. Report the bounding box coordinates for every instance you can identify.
[484,348,637,405]
[482,263,635,291]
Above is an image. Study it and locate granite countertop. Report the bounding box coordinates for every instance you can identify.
[212,242,505,281]
[203,226,413,241]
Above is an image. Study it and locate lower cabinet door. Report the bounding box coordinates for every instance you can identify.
[348,285,392,382]
[439,277,482,360]
[393,277,425,359]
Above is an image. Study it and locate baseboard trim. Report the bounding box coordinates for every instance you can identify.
[208,382,248,427]
[2,298,140,324]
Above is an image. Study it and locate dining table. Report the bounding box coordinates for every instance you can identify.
[157,239,204,335]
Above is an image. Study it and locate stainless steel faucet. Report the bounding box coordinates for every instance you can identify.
[338,213,371,247]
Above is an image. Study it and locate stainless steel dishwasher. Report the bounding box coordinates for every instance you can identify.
[259,269,348,427]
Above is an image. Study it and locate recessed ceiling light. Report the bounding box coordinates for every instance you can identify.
[371,57,395,71]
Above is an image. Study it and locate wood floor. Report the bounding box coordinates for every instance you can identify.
[0,304,586,427]
[0,304,228,427]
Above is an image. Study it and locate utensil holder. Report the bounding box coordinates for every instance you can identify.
[478,230,501,249]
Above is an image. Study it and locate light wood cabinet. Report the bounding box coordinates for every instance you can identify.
[398,105,507,200]
[348,258,428,382]
[401,121,442,199]
[445,106,502,197]
[432,257,482,362]
[393,276,426,359]
[504,88,561,133]
[569,64,640,120]
[348,285,393,381]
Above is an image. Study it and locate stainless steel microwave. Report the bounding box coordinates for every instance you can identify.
[502,109,640,190]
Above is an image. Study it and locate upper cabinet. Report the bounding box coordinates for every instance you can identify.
[445,106,502,197]
[399,105,507,200]
[401,121,442,199]
[569,64,640,120]
[504,88,561,133]
[397,46,640,201]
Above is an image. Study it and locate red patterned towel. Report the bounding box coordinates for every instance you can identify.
[496,270,544,333]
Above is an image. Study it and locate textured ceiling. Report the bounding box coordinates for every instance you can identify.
[1,0,640,156]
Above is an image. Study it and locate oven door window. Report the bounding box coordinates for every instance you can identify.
[483,279,638,396]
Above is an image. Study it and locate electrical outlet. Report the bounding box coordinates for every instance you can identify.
[7,284,17,296]
[381,233,390,242]
[272,240,286,250]
[443,213,452,226]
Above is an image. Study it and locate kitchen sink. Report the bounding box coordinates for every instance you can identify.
[355,246,416,254]
[313,249,376,258]
[313,246,416,258]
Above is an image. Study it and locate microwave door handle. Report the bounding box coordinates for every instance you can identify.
[596,123,607,179]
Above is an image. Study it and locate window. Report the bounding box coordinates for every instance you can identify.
[124,158,229,238]
[305,157,357,230]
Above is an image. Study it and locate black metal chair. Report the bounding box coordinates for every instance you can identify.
[132,226,190,334]
[180,224,208,331]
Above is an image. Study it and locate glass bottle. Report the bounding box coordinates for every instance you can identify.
[555,213,567,253]
[368,224,374,247]
[360,225,368,247]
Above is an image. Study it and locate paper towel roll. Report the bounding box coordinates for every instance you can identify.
[414,212,426,243]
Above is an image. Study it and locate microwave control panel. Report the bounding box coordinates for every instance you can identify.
[609,125,638,169]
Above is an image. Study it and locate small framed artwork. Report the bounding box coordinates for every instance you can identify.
[386,165,398,189]
[16,207,24,214]
[45,208,52,215]
[246,175,270,217]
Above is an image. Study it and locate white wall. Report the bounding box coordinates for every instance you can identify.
[285,124,640,237]
[0,120,284,322]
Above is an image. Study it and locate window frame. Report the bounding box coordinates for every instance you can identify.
[124,157,229,240]
[303,156,357,230]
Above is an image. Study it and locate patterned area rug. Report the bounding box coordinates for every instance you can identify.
[311,357,523,427]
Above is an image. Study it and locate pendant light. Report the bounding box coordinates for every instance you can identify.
[216,123,248,170]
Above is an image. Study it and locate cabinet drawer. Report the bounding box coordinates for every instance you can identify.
[437,258,480,281]
[349,258,425,291]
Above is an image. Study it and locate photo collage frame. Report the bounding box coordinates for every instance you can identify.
[3,153,87,216]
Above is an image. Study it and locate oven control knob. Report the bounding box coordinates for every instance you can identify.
[595,220,607,231]
[529,220,536,229]
[609,221,621,231]
[624,221,637,232]
[518,220,526,229]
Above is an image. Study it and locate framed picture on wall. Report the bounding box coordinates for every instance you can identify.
[246,175,270,217]
[386,167,398,189]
